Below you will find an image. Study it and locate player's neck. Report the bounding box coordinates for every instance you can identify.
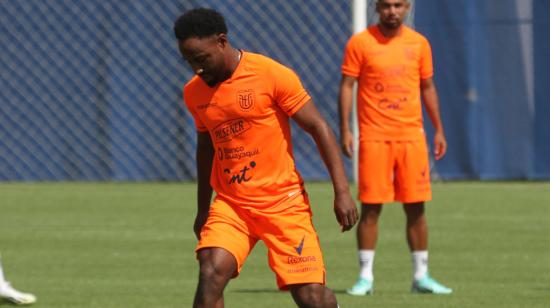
[227,47,242,75]
[217,47,242,86]
[377,24,403,38]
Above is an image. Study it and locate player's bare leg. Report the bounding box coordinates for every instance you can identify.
[347,204,381,295]
[289,283,337,308]
[193,248,237,308]
[357,204,382,250]
[403,202,428,251]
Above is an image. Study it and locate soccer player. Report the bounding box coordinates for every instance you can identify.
[339,0,452,295]
[174,8,358,308]
[0,256,36,305]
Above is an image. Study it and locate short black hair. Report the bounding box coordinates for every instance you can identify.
[174,8,228,41]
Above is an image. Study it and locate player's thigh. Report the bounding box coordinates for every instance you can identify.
[394,140,432,203]
[196,198,258,276]
[255,195,326,290]
[358,141,394,203]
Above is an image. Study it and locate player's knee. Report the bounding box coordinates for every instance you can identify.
[196,248,236,289]
[199,262,230,286]
[291,284,336,308]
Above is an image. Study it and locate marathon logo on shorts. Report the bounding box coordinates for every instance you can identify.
[213,118,251,143]
[417,166,430,185]
[287,266,319,274]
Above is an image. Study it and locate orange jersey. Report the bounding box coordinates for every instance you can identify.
[183,51,310,211]
[342,25,433,141]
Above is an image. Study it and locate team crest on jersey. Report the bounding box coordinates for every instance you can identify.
[404,47,417,61]
[237,89,255,112]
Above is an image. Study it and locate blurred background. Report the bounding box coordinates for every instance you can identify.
[1,0,549,181]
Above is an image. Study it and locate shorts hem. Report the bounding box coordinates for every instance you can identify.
[278,278,326,291]
[359,197,431,204]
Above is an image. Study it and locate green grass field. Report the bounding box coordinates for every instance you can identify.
[1,182,549,307]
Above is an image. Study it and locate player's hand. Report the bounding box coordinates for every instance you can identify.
[193,213,209,240]
[341,130,354,158]
[433,131,447,160]
[333,192,358,232]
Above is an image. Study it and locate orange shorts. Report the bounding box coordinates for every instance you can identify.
[358,139,432,204]
[195,193,326,290]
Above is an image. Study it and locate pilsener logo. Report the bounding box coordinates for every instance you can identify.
[213,119,251,143]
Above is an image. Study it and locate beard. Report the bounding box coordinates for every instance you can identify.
[380,16,403,29]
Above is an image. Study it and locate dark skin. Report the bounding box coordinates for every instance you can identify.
[338,0,447,252]
[179,33,358,308]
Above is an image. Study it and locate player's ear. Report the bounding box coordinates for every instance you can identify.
[216,33,228,48]
[404,0,411,11]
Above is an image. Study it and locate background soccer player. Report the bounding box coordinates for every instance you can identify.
[0,255,36,305]
[175,8,358,308]
[339,0,452,295]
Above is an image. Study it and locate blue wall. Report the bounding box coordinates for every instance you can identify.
[416,0,548,179]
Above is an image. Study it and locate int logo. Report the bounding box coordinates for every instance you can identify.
[237,89,255,112]
[224,161,256,184]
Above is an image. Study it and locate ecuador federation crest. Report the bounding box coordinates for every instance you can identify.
[237,89,255,112]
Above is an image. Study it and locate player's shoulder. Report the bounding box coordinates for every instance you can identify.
[184,75,202,91]
[243,51,289,71]
[350,26,378,43]
[242,51,294,77]
[345,25,379,50]
[402,26,430,44]
[183,75,204,105]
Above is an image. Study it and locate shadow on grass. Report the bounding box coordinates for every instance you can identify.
[0,299,18,306]
[331,289,349,294]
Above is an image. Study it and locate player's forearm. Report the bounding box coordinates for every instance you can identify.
[338,82,355,135]
[196,140,215,214]
[196,181,213,214]
[423,94,444,133]
[421,83,445,134]
[309,121,350,195]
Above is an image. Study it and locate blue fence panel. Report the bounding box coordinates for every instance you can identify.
[1,0,549,181]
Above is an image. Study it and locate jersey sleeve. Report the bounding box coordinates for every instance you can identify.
[272,64,311,116]
[341,34,363,77]
[419,37,434,79]
[183,87,208,132]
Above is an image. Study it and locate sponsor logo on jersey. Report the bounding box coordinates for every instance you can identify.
[213,118,251,143]
[378,96,407,110]
[217,146,259,161]
[223,161,256,184]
